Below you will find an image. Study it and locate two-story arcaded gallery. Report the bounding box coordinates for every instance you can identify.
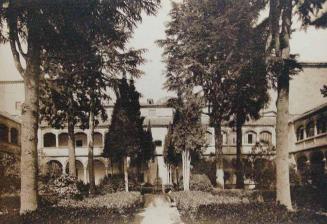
[0,62,326,188]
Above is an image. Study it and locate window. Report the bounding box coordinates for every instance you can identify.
[15,101,22,110]
[154,140,162,146]
[259,131,272,145]
[206,132,213,145]
[147,99,154,105]
[44,133,56,147]
[306,121,315,137]
[296,126,304,141]
[58,133,68,147]
[248,134,253,144]
[0,124,8,142]
[10,128,18,144]
[245,131,256,144]
[75,132,87,147]
[94,132,103,147]
[76,140,83,147]
[317,117,327,134]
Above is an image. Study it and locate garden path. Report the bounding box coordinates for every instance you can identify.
[132,194,183,224]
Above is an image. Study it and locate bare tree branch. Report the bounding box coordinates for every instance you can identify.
[7,11,25,77]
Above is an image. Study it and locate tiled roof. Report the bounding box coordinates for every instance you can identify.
[291,102,327,122]
[0,110,21,124]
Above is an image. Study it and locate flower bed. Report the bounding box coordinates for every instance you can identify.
[57,191,143,213]
[0,192,143,224]
[169,191,327,224]
[169,191,249,215]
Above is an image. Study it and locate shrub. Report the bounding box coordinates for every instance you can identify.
[39,174,82,199]
[0,152,20,194]
[190,174,213,192]
[58,192,143,213]
[98,175,125,193]
[192,157,216,186]
[169,191,249,215]
[0,193,143,224]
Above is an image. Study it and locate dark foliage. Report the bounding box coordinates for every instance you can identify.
[0,206,140,224]
[190,174,213,192]
[183,203,327,224]
[321,85,327,97]
[0,152,20,194]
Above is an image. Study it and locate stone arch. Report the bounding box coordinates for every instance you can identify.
[244,130,257,145]
[306,121,315,138]
[94,132,103,147]
[58,133,68,147]
[44,132,56,147]
[296,125,305,141]
[66,160,85,182]
[93,159,106,185]
[0,123,9,142]
[10,128,19,145]
[259,131,272,145]
[222,131,227,145]
[317,116,327,134]
[75,132,87,147]
[296,155,308,174]
[310,151,325,185]
[46,160,63,177]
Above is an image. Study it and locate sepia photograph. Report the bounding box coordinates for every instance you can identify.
[0,0,327,223]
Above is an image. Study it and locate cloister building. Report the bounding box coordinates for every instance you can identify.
[0,62,326,187]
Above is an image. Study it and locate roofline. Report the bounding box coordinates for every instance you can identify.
[0,80,24,84]
[291,102,327,122]
[0,111,21,124]
[299,62,327,68]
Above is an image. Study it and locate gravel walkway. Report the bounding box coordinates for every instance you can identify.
[132,194,183,224]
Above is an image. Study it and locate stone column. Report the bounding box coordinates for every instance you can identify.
[105,162,109,176]
[8,127,11,143]
[55,133,59,148]
[83,167,88,183]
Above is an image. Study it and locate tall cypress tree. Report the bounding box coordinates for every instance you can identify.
[104,78,145,191]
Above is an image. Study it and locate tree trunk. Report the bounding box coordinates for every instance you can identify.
[276,72,292,209]
[182,149,190,191]
[67,116,76,177]
[20,26,41,215]
[124,156,129,192]
[236,119,244,189]
[214,124,224,189]
[111,158,114,176]
[273,0,293,210]
[88,110,96,195]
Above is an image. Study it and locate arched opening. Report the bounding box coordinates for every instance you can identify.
[46,160,63,178]
[296,126,305,141]
[44,133,56,147]
[259,131,272,145]
[93,160,106,185]
[206,131,213,145]
[75,132,87,147]
[94,132,103,147]
[58,133,68,147]
[66,160,84,182]
[297,156,308,175]
[222,131,227,145]
[306,121,315,138]
[0,124,9,142]
[244,131,256,145]
[317,117,327,134]
[310,151,325,186]
[10,128,18,144]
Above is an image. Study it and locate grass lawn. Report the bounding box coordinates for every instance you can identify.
[0,192,143,224]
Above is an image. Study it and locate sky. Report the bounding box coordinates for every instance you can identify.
[1,1,327,103]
